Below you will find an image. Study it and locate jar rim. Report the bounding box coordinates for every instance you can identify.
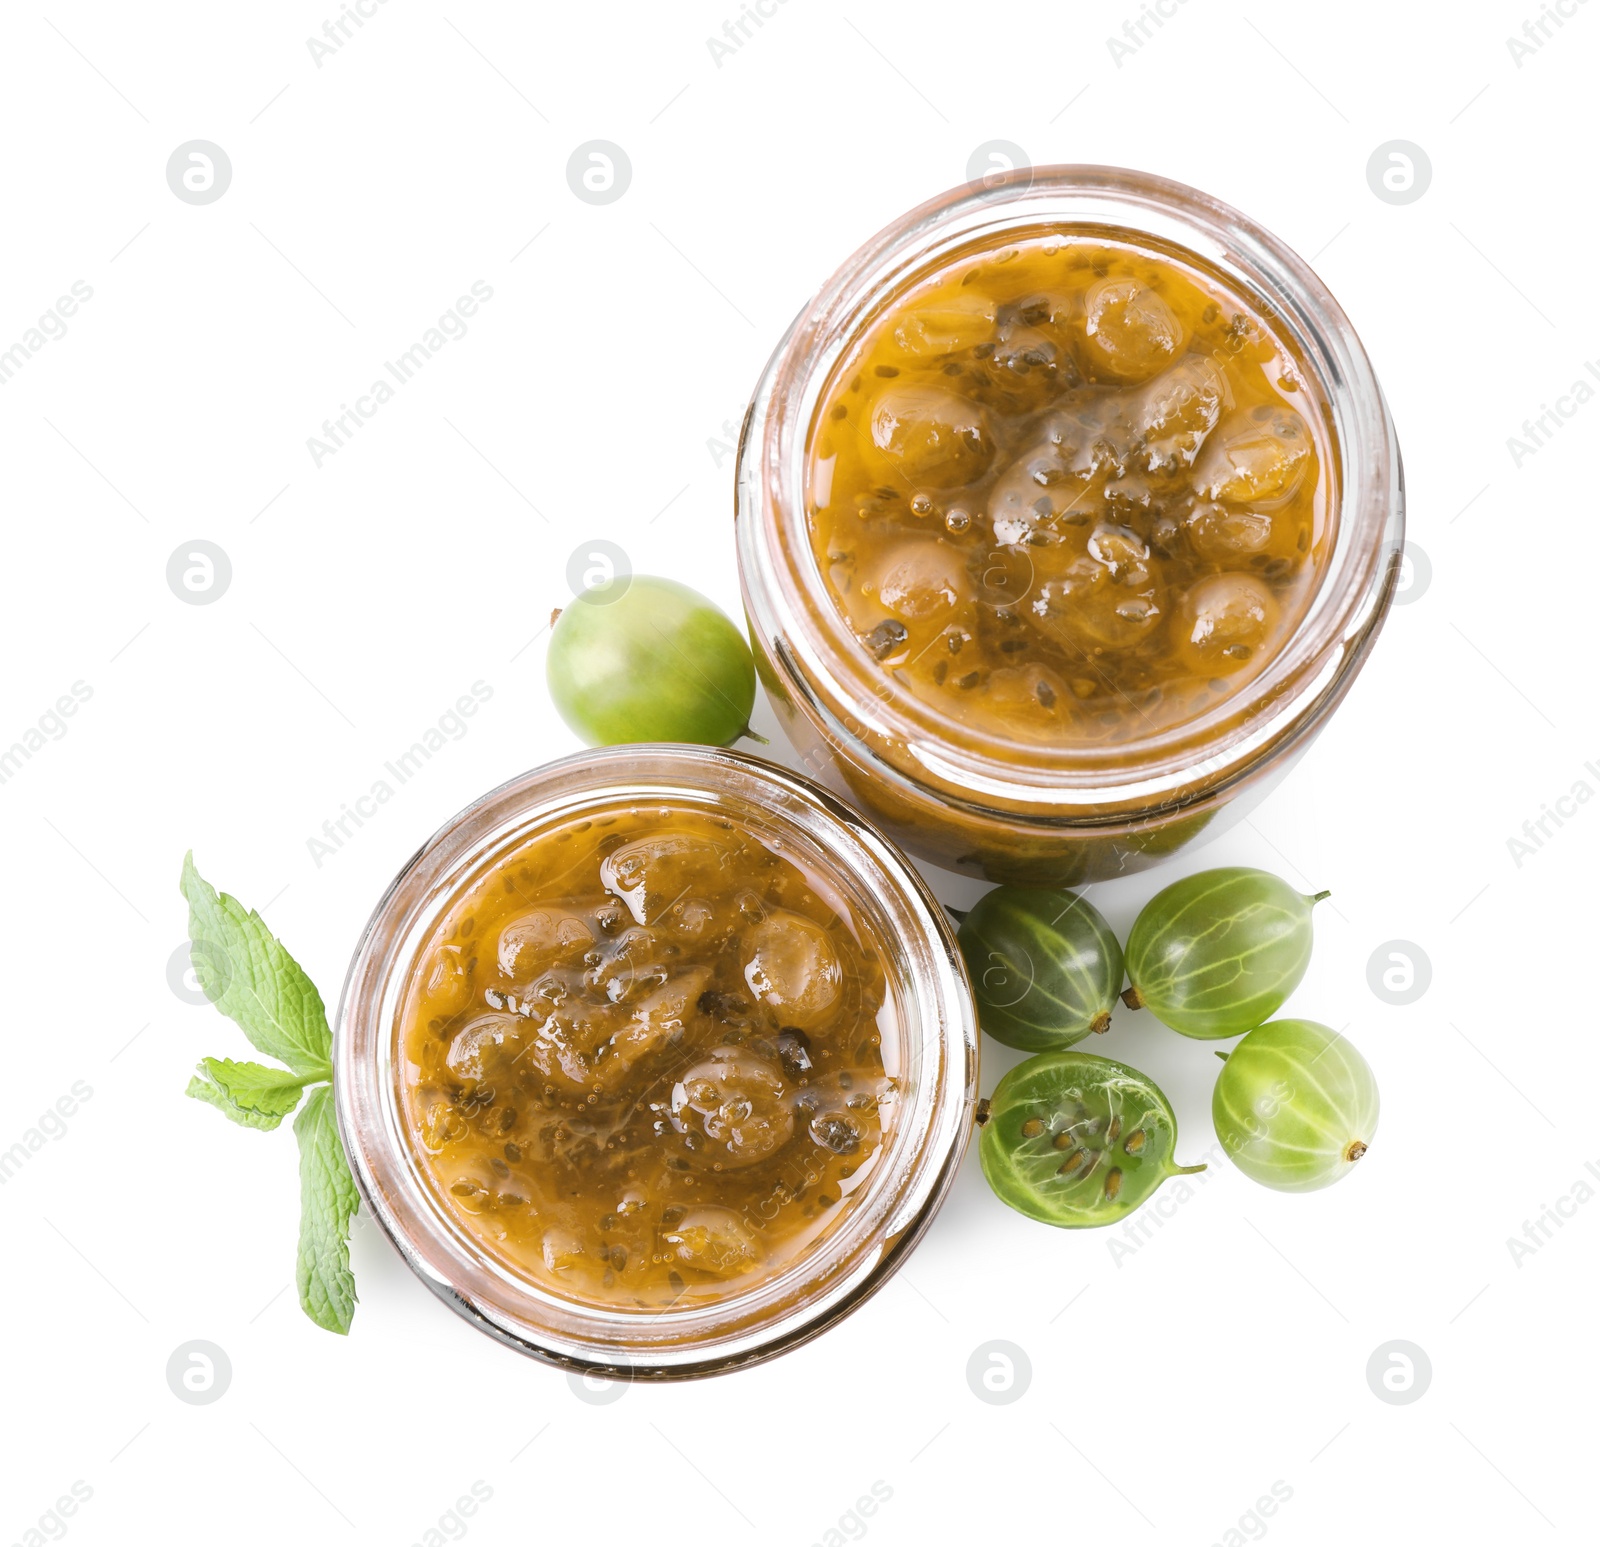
[737,164,1403,819]
[333,743,978,1379]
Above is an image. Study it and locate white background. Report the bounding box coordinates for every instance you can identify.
[2,1,1595,1542]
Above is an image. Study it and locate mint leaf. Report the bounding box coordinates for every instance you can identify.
[186,1073,286,1131]
[180,852,332,1078]
[186,1057,313,1131]
[293,1085,359,1335]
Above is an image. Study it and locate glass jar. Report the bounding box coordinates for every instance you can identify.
[334,744,977,1379]
[736,165,1404,884]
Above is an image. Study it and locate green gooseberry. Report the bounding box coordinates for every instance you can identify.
[979,1050,1206,1228]
[956,886,1123,1052]
[546,575,757,747]
[1212,1019,1379,1192]
[1122,866,1329,1039]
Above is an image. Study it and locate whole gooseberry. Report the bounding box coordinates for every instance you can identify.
[1213,1019,1379,1192]
[546,575,756,747]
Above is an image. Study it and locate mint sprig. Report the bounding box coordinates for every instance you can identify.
[181,853,359,1334]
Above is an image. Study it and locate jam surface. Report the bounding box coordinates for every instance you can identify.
[807,230,1335,747]
[397,799,897,1308]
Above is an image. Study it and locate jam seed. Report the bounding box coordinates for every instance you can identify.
[865,620,909,660]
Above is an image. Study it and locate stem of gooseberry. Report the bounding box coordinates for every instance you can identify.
[1121,986,1144,1010]
[944,904,969,925]
[1169,1160,1208,1176]
[1214,1050,1229,1062]
[736,724,771,745]
[1309,889,1331,904]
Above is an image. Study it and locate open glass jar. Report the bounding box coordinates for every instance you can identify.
[736,165,1404,884]
[335,745,977,1379]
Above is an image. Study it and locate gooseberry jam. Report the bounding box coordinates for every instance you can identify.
[808,233,1333,746]
[737,168,1402,884]
[397,797,899,1309]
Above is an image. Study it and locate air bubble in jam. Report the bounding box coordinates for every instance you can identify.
[399,800,898,1309]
